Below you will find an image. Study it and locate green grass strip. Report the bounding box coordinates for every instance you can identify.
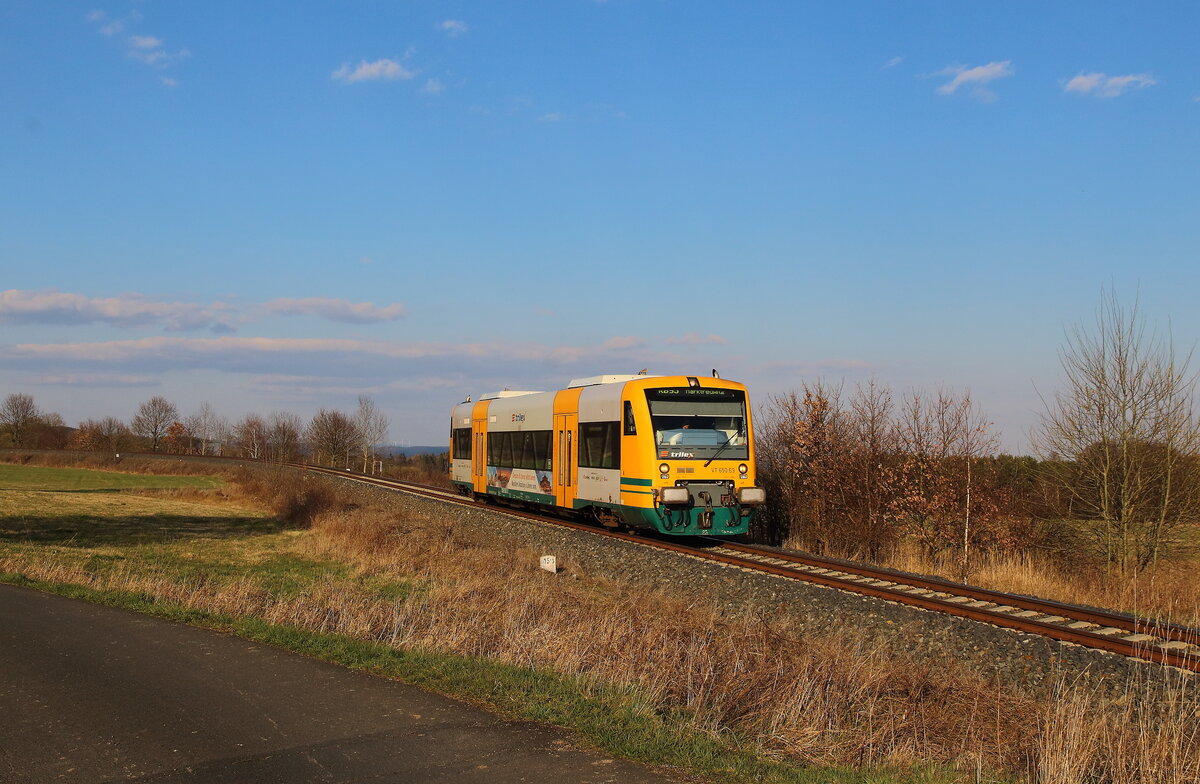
[0,571,968,784]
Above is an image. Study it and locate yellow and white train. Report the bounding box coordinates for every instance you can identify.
[450,373,765,536]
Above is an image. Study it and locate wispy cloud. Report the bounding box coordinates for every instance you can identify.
[439,19,469,37]
[0,290,238,333]
[1063,72,1156,98]
[0,336,673,373]
[539,112,565,122]
[422,78,446,95]
[882,56,903,69]
[31,373,159,388]
[933,60,1013,102]
[601,336,645,350]
[331,59,415,83]
[86,10,189,81]
[760,358,877,375]
[263,298,406,324]
[665,333,726,346]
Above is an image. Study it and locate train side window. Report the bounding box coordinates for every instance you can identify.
[623,401,636,436]
[579,422,620,469]
[453,428,472,459]
[517,431,534,469]
[534,430,552,470]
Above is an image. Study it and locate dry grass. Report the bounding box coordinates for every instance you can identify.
[2,456,1198,782]
[879,543,1200,628]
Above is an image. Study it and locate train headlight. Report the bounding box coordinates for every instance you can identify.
[738,463,749,477]
[659,463,670,476]
[660,487,690,505]
[737,487,766,506]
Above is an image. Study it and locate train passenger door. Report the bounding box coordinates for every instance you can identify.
[472,416,487,494]
[554,412,578,509]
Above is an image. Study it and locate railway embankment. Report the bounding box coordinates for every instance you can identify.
[315,469,1197,702]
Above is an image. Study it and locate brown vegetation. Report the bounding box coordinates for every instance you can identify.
[3,461,1196,782]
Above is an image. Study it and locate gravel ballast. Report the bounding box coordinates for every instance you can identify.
[314,469,1197,703]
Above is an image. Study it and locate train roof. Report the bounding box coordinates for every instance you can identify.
[478,390,541,401]
[567,373,660,388]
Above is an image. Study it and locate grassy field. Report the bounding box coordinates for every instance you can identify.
[0,463,222,491]
[0,459,1195,784]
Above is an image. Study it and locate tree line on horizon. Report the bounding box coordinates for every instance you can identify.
[0,393,392,475]
[2,293,1196,580]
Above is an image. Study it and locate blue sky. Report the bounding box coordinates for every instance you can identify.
[2,1,1197,449]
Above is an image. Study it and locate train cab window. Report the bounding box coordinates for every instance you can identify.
[623,401,637,436]
[579,422,620,469]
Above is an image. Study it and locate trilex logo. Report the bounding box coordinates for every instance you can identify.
[669,450,694,458]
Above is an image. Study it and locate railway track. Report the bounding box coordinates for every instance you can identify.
[285,462,1200,673]
[8,448,1198,672]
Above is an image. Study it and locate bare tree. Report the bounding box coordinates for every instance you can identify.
[1036,291,1200,575]
[71,417,133,452]
[307,409,360,468]
[187,403,228,456]
[354,395,389,473]
[233,414,268,459]
[1,393,40,447]
[844,379,899,558]
[131,396,178,452]
[267,411,303,461]
[29,412,70,449]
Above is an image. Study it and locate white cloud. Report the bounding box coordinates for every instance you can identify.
[665,333,726,346]
[31,373,158,388]
[0,336,669,370]
[331,59,414,83]
[0,290,238,332]
[439,19,469,37]
[882,56,903,69]
[264,298,406,324]
[160,76,179,88]
[86,12,188,79]
[601,336,644,350]
[1064,72,1155,98]
[422,78,445,95]
[934,60,1013,101]
[129,46,190,67]
[539,112,565,122]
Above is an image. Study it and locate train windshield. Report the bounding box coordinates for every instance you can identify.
[645,387,749,460]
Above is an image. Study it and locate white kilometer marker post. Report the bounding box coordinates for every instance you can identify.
[539,555,558,574]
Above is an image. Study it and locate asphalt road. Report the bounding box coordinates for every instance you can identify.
[0,585,676,783]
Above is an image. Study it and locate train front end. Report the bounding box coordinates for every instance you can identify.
[620,376,765,536]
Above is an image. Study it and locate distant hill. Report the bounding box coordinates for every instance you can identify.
[379,445,447,457]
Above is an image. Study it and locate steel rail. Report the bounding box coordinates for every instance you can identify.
[704,541,1200,647]
[86,452,1196,673]
[285,463,1200,673]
